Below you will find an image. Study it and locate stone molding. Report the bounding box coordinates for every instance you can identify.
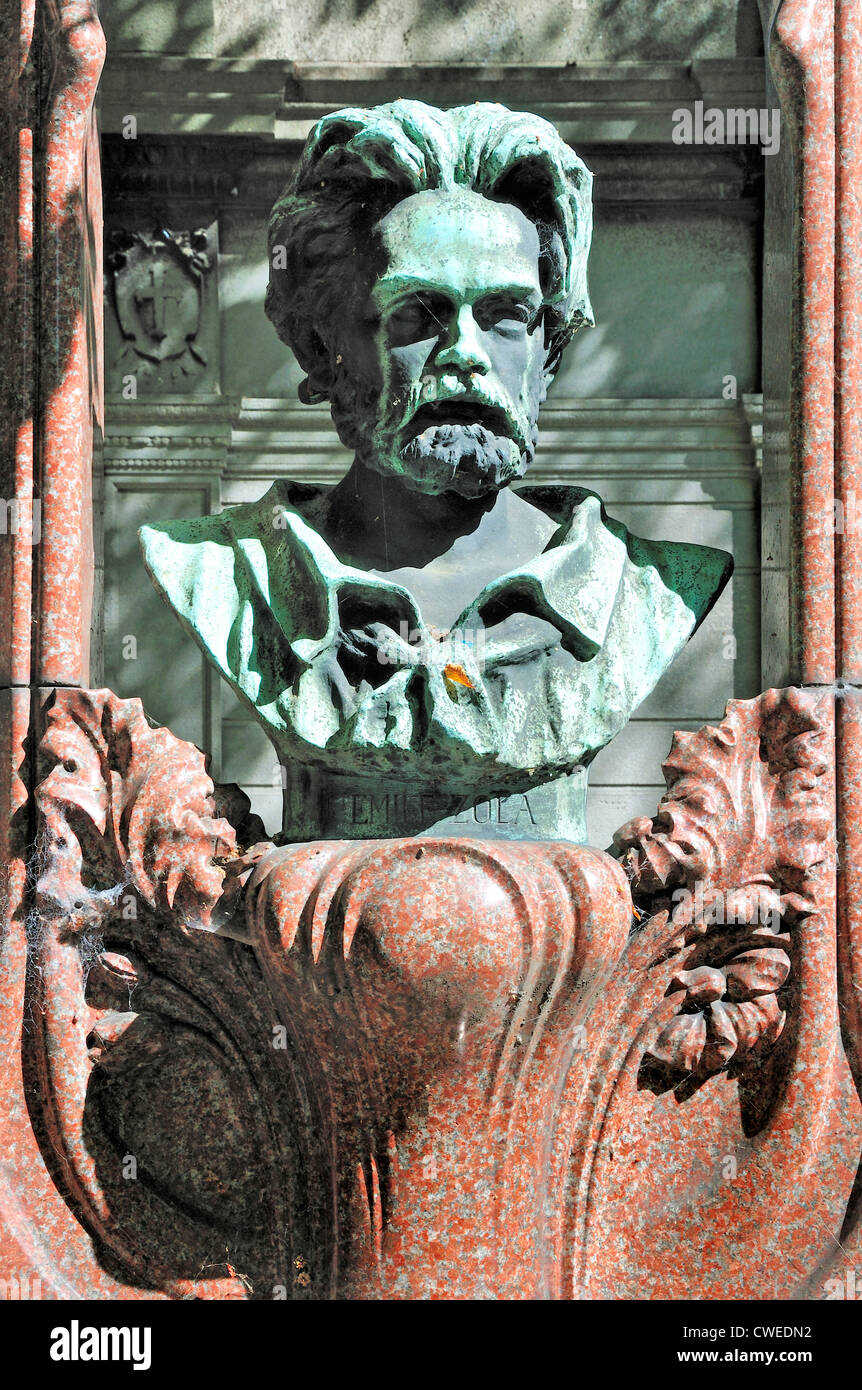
[100,394,764,484]
[101,137,763,219]
[98,57,768,146]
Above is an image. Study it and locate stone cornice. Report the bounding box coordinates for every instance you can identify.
[98,57,768,146]
[101,137,762,215]
[101,394,763,480]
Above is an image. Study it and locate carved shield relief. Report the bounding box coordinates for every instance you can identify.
[106,224,219,394]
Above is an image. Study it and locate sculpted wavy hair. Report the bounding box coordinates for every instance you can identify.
[265,100,594,423]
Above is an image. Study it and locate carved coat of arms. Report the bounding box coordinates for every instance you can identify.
[106,226,217,391]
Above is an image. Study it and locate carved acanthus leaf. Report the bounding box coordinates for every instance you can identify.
[34,689,260,933]
[612,689,833,1085]
[614,686,833,901]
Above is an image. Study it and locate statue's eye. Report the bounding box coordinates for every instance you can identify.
[386,293,450,345]
[475,297,536,336]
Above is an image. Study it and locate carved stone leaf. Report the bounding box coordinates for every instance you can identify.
[749,992,786,1045]
[668,965,725,1003]
[36,689,235,930]
[724,998,767,1055]
[650,1013,707,1070]
[615,687,834,898]
[723,948,791,1000]
[702,1000,739,1071]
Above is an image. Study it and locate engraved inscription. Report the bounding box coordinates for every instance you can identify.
[331,791,538,830]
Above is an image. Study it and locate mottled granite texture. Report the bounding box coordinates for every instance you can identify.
[2,3,861,1304]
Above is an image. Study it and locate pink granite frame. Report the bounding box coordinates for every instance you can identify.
[0,0,860,1298]
[765,0,862,1162]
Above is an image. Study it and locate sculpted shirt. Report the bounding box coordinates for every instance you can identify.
[140,480,731,840]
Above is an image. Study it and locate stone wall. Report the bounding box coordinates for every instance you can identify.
[99,0,764,63]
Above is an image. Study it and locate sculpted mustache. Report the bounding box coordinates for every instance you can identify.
[399,394,522,443]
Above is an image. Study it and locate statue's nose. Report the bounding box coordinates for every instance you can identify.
[435,305,491,375]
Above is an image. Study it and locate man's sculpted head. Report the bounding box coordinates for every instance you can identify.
[266,100,593,498]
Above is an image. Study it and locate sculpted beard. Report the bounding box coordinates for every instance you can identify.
[328,361,546,499]
[395,418,531,498]
[384,372,546,497]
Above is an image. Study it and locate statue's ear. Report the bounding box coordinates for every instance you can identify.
[298,329,332,404]
[542,324,563,388]
[298,375,329,405]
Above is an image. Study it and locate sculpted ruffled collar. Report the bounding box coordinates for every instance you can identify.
[140,481,731,838]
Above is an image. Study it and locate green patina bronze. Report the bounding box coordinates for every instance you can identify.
[140,100,732,843]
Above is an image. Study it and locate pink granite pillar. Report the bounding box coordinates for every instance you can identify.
[767,0,862,1277]
[770,0,837,686]
[835,0,862,1112]
[34,0,104,687]
[0,0,129,1298]
[0,0,37,1289]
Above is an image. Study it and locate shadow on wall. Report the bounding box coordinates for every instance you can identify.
[99,0,764,63]
[556,210,760,399]
[588,0,764,62]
